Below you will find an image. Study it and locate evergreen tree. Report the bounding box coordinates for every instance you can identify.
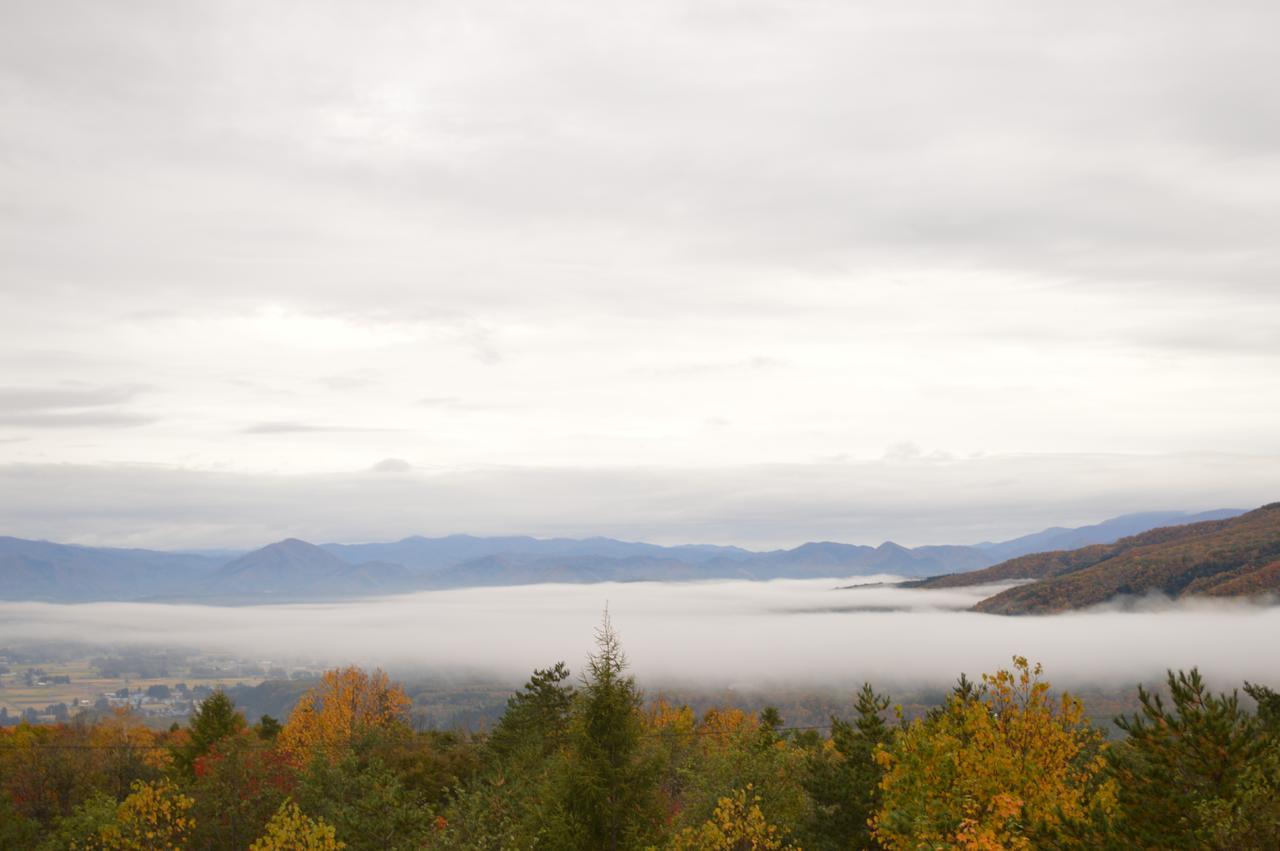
[486,661,575,761]
[174,690,246,778]
[564,609,661,850]
[1110,668,1271,848]
[1245,681,1280,735]
[296,748,435,851]
[802,683,890,850]
[256,714,283,741]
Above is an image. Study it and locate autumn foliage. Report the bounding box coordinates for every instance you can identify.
[3,631,1279,849]
[278,665,412,762]
[670,784,799,850]
[872,657,1115,849]
[248,800,345,850]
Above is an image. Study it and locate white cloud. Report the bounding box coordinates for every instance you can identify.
[0,1,1277,542]
[2,578,1276,690]
[0,454,1273,550]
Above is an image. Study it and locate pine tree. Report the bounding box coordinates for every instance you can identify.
[486,661,575,761]
[174,690,246,778]
[565,609,661,850]
[802,682,890,850]
[1110,668,1271,848]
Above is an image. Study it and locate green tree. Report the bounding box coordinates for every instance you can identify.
[802,683,890,850]
[485,661,575,762]
[564,610,662,850]
[188,731,294,851]
[173,691,246,778]
[1245,680,1280,734]
[257,715,283,741]
[39,791,117,850]
[1192,739,1280,850]
[0,791,41,848]
[656,704,810,847]
[1109,668,1274,848]
[433,665,579,848]
[295,743,436,851]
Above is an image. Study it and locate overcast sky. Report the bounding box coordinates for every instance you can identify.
[2,1,1278,549]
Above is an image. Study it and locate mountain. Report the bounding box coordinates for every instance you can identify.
[728,540,995,580]
[423,554,747,588]
[913,504,1280,614]
[974,508,1246,561]
[321,534,754,572]
[209,539,416,597]
[0,537,220,602]
[0,506,1253,603]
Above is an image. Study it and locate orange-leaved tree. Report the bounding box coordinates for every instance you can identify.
[278,666,411,762]
[872,656,1115,850]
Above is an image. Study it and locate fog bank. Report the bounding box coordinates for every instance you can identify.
[3,578,1277,689]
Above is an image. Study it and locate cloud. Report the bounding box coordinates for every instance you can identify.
[1,578,1276,690]
[0,384,155,429]
[0,452,1274,550]
[638,357,784,378]
[370,457,412,473]
[0,411,157,428]
[241,421,389,434]
[0,0,1278,532]
[0,386,144,409]
[317,373,380,391]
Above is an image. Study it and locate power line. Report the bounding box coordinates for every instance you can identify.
[1,724,836,750]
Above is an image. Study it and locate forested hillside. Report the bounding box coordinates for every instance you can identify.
[3,619,1279,849]
[908,504,1280,615]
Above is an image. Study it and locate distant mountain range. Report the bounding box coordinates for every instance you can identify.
[970,508,1244,562]
[0,507,1248,603]
[909,504,1280,614]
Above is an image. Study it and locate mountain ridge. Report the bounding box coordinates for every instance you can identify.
[0,508,1254,603]
[909,505,1280,614]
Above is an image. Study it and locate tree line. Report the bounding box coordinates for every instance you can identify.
[2,612,1279,849]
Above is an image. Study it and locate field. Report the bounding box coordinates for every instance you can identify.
[0,655,271,722]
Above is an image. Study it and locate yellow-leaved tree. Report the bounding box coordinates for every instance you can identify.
[249,800,344,850]
[669,784,799,851]
[74,778,195,850]
[278,666,411,762]
[872,656,1115,850]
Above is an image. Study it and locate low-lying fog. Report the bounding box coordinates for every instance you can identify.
[4,578,1278,690]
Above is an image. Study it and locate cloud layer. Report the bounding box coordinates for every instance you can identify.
[3,578,1277,690]
[1,453,1277,549]
[1,1,1278,545]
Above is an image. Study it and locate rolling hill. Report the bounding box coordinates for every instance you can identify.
[912,504,1280,614]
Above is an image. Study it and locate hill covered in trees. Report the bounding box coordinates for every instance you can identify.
[3,618,1279,849]
[910,503,1280,614]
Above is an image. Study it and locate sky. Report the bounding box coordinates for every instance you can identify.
[2,1,1278,549]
